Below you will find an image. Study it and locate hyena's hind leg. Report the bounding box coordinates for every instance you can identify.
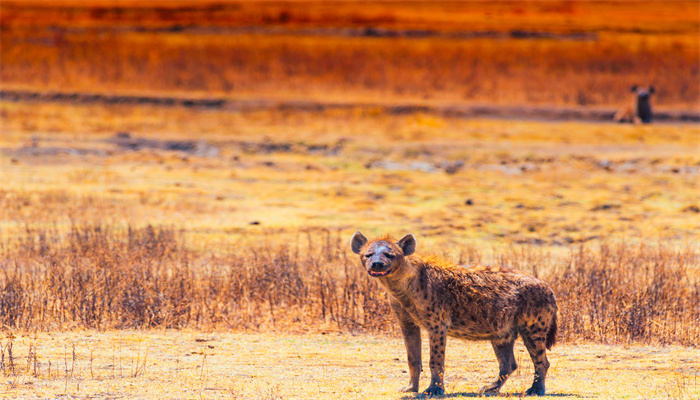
[481,336,518,394]
[520,325,551,396]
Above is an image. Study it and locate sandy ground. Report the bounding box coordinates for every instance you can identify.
[1,330,698,399]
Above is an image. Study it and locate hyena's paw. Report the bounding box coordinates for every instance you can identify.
[399,385,418,393]
[478,382,502,396]
[423,383,445,396]
[525,383,545,396]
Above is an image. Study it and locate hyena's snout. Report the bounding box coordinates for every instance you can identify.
[367,255,393,277]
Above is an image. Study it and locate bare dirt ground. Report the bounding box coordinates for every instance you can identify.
[2,89,699,123]
[2,331,698,399]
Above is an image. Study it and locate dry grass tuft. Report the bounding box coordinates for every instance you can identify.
[2,225,395,333]
[550,243,700,346]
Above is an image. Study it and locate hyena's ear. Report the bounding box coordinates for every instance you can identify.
[630,85,638,93]
[396,234,416,256]
[648,86,655,94]
[351,231,368,254]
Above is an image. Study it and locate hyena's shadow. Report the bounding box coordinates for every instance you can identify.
[401,391,583,399]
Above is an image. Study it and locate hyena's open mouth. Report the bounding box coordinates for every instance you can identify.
[368,270,391,277]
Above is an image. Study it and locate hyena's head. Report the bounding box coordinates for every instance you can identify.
[632,85,655,123]
[350,232,416,277]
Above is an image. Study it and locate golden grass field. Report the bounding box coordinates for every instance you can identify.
[2,101,698,249]
[2,100,699,399]
[1,1,700,398]
[2,1,699,108]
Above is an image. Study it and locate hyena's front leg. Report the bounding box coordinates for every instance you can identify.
[424,324,448,395]
[398,319,421,392]
[391,299,421,393]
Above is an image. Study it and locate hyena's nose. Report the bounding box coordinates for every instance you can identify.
[371,262,385,269]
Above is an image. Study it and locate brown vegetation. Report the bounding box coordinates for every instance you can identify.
[1,225,698,347]
[1,1,698,108]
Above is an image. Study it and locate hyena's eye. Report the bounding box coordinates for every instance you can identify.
[384,253,395,259]
[364,253,373,258]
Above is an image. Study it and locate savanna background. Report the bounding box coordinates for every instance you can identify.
[1,1,699,399]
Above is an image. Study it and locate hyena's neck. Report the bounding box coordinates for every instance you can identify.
[379,258,420,304]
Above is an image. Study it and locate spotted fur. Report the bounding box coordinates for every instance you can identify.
[351,232,558,396]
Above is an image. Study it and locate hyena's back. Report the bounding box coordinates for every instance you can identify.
[413,261,557,346]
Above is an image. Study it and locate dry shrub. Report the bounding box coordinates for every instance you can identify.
[550,243,700,346]
[1,225,394,333]
[1,225,698,346]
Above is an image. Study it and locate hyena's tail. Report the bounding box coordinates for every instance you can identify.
[546,315,557,350]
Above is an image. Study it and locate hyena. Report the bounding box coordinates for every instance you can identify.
[614,85,655,124]
[351,232,557,396]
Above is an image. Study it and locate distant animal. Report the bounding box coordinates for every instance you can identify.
[614,85,655,123]
[351,232,558,396]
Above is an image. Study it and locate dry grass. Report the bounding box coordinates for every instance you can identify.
[1,224,698,347]
[2,101,698,250]
[2,100,698,348]
[2,0,696,33]
[1,1,698,108]
[1,330,698,399]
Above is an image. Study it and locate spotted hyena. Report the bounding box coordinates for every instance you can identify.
[614,85,655,123]
[351,232,558,396]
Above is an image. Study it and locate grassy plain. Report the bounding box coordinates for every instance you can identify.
[2,101,698,249]
[2,331,699,399]
[1,2,700,398]
[2,102,699,344]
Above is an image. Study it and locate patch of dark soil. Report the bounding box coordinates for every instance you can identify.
[238,138,346,156]
[590,204,621,212]
[442,160,464,175]
[9,21,601,42]
[363,159,464,174]
[546,235,598,245]
[11,146,107,158]
[0,90,226,108]
[106,132,219,157]
[241,141,293,154]
[514,204,545,211]
[514,237,548,246]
